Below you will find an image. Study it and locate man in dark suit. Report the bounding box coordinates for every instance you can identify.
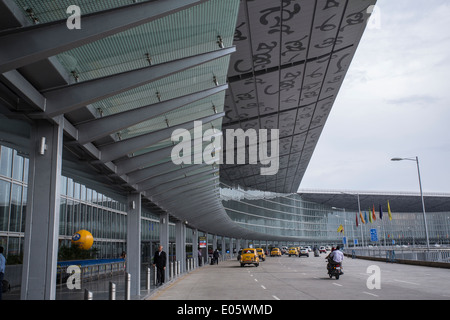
[153,245,167,286]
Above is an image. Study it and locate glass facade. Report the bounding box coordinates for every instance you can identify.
[59,175,128,259]
[0,144,168,261]
[222,187,333,243]
[221,185,450,247]
[339,209,450,247]
[0,146,28,257]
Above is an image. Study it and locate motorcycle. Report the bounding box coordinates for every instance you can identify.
[326,257,343,280]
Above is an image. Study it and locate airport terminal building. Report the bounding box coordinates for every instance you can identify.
[1,0,449,299]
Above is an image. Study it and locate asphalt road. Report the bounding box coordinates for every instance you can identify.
[149,253,450,300]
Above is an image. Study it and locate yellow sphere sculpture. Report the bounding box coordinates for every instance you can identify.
[71,230,94,250]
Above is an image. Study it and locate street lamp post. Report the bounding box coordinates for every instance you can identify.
[391,156,430,249]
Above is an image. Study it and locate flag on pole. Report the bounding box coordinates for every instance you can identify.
[372,205,376,222]
[359,211,365,224]
[365,211,369,224]
[356,213,359,227]
[379,204,383,220]
[387,200,393,221]
[337,225,344,233]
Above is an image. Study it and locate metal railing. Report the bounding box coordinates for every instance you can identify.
[349,246,450,264]
[57,258,126,285]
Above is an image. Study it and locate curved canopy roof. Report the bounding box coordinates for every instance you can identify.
[0,0,375,240]
[221,0,376,193]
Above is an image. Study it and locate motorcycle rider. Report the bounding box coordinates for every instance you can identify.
[327,245,344,274]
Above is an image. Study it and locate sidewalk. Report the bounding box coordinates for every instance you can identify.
[147,259,252,300]
[2,261,210,300]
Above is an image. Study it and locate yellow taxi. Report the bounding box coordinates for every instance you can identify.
[256,248,266,261]
[270,247,281,257]
[288,247,298,257]
[240,248,260,267]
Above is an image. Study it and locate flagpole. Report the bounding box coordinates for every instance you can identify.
[381,207,387,247]
[357,193,365,247]
[344,208,347,249]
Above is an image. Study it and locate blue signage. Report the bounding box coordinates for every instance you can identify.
[370,228,378,242]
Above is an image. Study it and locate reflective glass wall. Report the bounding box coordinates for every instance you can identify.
[59,175,128,259]
[221,185,450,247]
[222,186,332,243]
[0,145,28,257]
[337,209,450,247]
[0,144,164,261]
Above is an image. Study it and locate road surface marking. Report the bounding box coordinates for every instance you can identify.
[272,295,280,300]
[394,279,420,286]
[333,283,343,287]
[363,291,379,297]
[261,285,266,290]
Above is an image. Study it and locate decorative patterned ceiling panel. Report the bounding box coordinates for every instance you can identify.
[222,0,376,193]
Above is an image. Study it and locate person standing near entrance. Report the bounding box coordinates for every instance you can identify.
[153,245,167,286]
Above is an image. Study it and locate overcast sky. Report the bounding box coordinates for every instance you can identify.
[299,0,450,194]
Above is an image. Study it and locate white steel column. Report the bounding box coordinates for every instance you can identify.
[126,192,141,297]
[213,235,217,251]
[175,220,186,273]
[192,229,198,267]
[159,212,169,281]
[221,237,226,260]
[21,117,63,300]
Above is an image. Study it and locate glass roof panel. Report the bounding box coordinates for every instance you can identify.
[14,0,137,23]
[91,56,229,117]
[119,91,225,140]
[48,0,239,82]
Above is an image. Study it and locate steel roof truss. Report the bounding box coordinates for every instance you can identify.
[42,47,235,117]
[136,164,212,191]
[0,0,206,73]
[76,84,228,144]
[99,111,224,162]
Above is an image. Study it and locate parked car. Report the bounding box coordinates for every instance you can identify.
[270,247,282,257]
[299,247,309,257]
[240,248,260,267]
[288,247,298,257]
[256,248,266,261]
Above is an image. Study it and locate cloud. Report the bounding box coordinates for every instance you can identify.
[300,0,450,193]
